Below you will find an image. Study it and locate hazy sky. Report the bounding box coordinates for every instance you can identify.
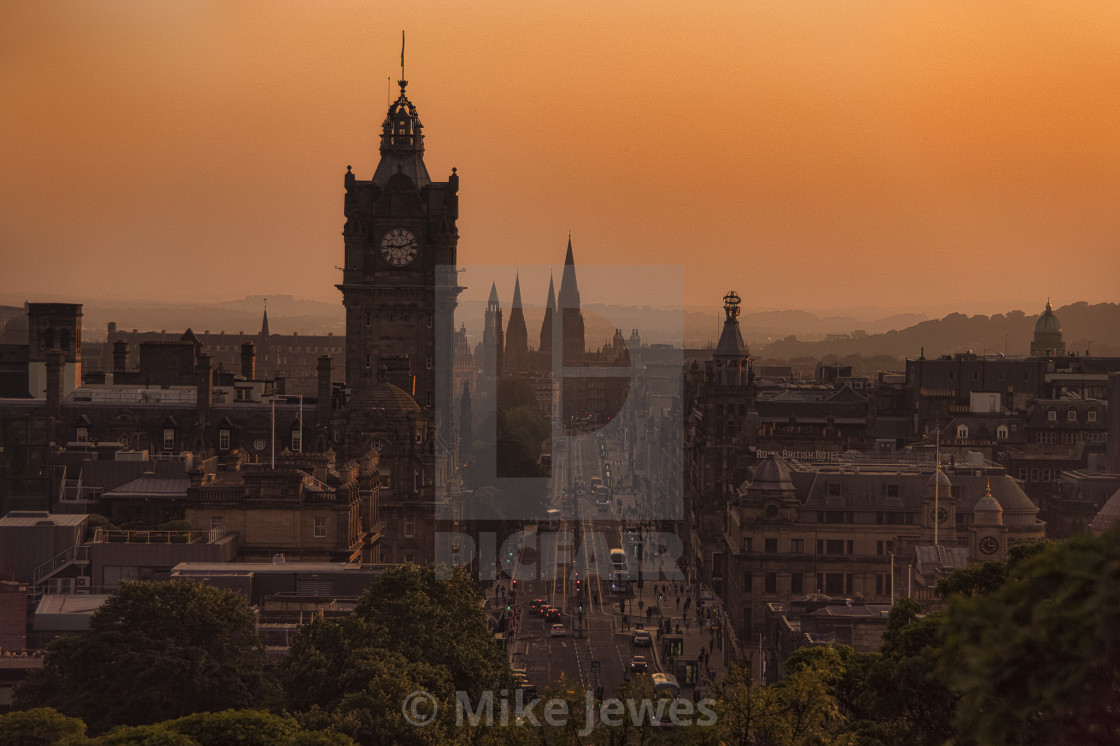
[2,1,1118,315]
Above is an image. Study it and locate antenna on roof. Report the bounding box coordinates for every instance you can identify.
[401,30,406,82]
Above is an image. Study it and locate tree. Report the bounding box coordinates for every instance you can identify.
[0,708,86,745]
[857,599,957,746]
[279,565,511,745]
[942,531,1120,745]
[15,580,275,733]
[92,710,354,745]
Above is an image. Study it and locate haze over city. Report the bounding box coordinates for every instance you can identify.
[2,2,1118,316]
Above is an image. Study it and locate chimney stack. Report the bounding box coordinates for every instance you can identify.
[113,339,128,374]
[45,349,64,419]
[240,341,256,379]
[317,355,333,425]
[196,353,213,424]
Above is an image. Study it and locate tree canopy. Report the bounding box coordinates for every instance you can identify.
[15,580,275,733]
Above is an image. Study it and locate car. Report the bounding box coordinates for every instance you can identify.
[632,630,652,647]
[536,604,552,618]
[545,607,562,621]
[549,623,567,637]
[629,655,649,673]
[530,598,547,615]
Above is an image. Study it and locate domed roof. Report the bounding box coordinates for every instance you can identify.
[1034,300,1062,335]
[750,457,794,491]
[350,382,420,412]
[928,469,952,490]
[973,483,1003,514]
[1089,487,1120,535]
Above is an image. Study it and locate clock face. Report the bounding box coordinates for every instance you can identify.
[380,228,419,267]
[937,506,949,524]
[979,536,999,555]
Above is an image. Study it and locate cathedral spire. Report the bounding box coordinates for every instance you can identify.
[540,274,555,355]
[512,273,523,309]
[260,299,270,337]
[557,235,581,310]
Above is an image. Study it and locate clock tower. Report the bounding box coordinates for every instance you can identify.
[338,78,460,420]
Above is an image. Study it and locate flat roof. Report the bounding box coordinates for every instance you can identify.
[0,511,89,527]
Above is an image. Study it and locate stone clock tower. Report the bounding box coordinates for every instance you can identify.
[338,78,460,424]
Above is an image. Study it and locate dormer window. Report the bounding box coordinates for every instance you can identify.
[1067,409,1077,422]
[1088,410,1098,422]
[996,425,1009,440]
[1047,409,1057,421]
[957,425,969,439]
[218,428,230,451]
[163,428,175,451]
[76,426,88,443]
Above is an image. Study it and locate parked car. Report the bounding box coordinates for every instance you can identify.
[632,630,652,647]
[549,623,567,637]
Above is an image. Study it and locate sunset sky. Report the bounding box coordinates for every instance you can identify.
[1,1,1118,316]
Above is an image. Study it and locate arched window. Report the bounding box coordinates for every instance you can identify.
[996,425,1009,440]
[956,424,969,439]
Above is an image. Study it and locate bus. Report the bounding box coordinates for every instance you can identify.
[609,548,627,571]
[610,569,630,594]
[650,673,680,700]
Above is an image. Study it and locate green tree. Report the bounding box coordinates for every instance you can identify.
[91,710,354,745]
[857,599,957,745]
[0,707,87,745]
[15,580,275,733]
[943,531,1120,745]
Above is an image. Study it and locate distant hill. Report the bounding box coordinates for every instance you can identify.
[756,302,1120,369]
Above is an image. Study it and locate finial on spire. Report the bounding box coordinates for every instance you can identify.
[401,30,405,81]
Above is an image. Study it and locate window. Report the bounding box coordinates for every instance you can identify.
[972,369,980,381]
[218,429,230,450]
[1088,410,1098,422]
[876,540,885,555]
[1067,409,1077,422]
[425,354,433,370]
[1042,469,1051,482]
[764,572,777,594]
[1030,468,1039,482]
[404,553,415,564]
[886,483,900,498]
[291,430,302,452]
[404,515,416,537]
[425,392,433,407]
[846,540,854,555]
[957,424,969,439]
[790,573,803,595]
[163,428,175,451]
[825,539,845,555]
[76,426,88,443]
[1019,468,1028,481]
[997,425,1009,440]
[827,482,842,497]
[211,516,224,531]
[1048,409,1057,421]
[764,538,778,553]
[365,353,372,369]
[791,538,804,553]
[742,573,752,592]
[365,310,372,326]
[824,573,844,595]
[314,517,327,538]
[876,574,885,595]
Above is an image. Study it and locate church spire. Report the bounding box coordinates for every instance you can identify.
[557,234,581,310]
[505,273,528,373]
[540,274,555,356]
[260,299,270,337]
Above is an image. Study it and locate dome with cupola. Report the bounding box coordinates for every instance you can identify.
[1030,299,1066,356]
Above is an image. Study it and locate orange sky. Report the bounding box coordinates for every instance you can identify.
[1,1,1118,316]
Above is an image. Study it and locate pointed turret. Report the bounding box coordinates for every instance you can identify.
[712,291,750,386]
[557,236,585,363]
[482,282,503,377]
[539,274,555,358]
[372,80,431,188]
[504,274,529,373]
[557,235,581,310]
